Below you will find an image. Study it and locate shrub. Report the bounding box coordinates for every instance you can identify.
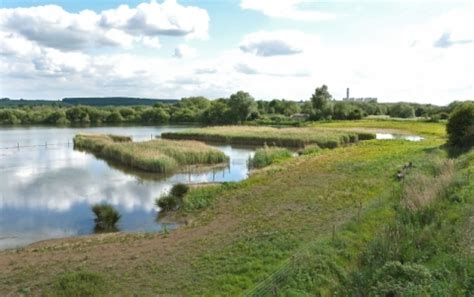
[91,203,121,232]
[170,183,189,198]
[156,194,180,211]
[156,183,189,211]
[446,102,474,148]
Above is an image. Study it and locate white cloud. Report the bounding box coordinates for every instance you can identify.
[239,30,318,57]
[0,0,209,52]
[0,4,472,105]
[240,0,335,21]
[173,44,197,58]
[140,36,161,49]
[194,67,217,74]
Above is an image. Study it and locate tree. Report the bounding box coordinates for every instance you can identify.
[389,103,415,118]
[228,91,256,123]
[311,85,332,111]
[140,107,170,123]
[203,100,232,124]
[446,102,474,148]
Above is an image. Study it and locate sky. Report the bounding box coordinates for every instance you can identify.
[0,0,472,105]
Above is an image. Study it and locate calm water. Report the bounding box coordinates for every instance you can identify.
[0,126,254,250]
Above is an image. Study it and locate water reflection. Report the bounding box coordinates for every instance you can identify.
[0,126,254,250]
[376,133,423,141]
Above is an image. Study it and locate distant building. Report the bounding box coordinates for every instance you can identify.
[342,88,377,103]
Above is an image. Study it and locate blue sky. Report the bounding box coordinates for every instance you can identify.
[0,0,472,104]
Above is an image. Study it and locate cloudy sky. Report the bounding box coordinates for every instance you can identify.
[0,0,472,104]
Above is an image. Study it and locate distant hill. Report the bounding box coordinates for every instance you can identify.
[62,97,179,106]
[0,97,179,107]
[0,98,65,107]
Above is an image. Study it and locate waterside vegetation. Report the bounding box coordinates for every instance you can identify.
[73,134,228,174]
[162,125,375,148]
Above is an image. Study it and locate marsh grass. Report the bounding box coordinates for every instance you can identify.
[91,203,121,232]
[162,126,375,148]
[301,144,322,155]
[156,183,190,211]
[249,146,293,168]
[74,134,228,173]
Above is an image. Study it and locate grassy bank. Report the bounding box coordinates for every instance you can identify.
[73,134,228,174]
[162,125,375,148]
[2,120,471,296]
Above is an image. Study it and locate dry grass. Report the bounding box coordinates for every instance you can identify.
[74,134,228,173]
[162,125,375,148]
[401,159,455,211]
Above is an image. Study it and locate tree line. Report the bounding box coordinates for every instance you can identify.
[0,86,468,125]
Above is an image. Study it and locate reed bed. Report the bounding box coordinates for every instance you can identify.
[162,126,375,148]
[249,146,293,168]
[74,134,228,174]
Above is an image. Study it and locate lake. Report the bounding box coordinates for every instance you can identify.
[0,126,254,250]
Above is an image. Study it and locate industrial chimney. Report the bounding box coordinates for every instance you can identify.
[346,88,350,100]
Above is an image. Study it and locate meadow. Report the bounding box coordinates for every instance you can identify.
[0,120,471,296]
[73,134,228,174]
[162,125,376,148]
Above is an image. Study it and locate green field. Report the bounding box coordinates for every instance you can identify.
[1,120,472,296]
[162,125,376,148]
[73,134,228,174]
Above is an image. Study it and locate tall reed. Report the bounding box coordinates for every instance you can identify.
[74,134,228,174]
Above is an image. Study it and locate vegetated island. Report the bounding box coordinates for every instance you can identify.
[73,134,229,174]
[162,125,375,148]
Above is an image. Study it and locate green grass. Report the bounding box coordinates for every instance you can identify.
[3,120,471,296]
[261,149,474,296]
[73,134,228,173]
[162,125,376,148]
[314,119,447,138]
[48,270,107,297]
[249,146,293,168]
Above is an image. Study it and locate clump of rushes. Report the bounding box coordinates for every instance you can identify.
[74,134,229,174]
[162,126,376,148]
[91,203,121,232]
[301,144,322,155]
[156,183,190,212]
[249,145,293,168]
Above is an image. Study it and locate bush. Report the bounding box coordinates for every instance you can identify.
[170,183,189,198]
[446,102,474,148]
[156,194,181,211]
[156,183,189,211]
[91,203,121,232]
